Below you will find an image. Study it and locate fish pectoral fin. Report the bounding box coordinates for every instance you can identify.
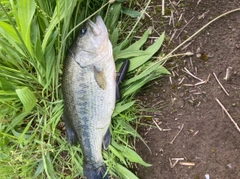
[102,127,111,150]
[116,59,130,100]
[94,67,107,90]
[63,113,78,145]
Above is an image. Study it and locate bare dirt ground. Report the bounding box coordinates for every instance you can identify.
[134,0,240,179]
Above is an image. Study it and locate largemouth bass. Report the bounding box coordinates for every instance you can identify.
[62,16,116,179]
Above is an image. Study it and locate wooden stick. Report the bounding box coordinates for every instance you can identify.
[213,72,229,96]
[153,119,171,132]
[179,162,195,166]
[170,124,184,144]
[162,0,165,15]
[223,67,233,81]
[215,98,240,133]
[183,67,203,82]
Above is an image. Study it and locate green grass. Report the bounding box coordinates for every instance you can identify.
[0,0,170,178]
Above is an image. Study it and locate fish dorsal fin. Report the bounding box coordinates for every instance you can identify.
[94,67,107,90]
[102,127,111,150]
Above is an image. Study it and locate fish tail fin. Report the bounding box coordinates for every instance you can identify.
[84,164,109,179]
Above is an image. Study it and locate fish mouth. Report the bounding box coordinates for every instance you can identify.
[88,19,102,36]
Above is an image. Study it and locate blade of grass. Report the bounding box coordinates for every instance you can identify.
[17,0,36,56]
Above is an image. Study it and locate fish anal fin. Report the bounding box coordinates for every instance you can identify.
[63,113,78,145]
[94,67,107,90]
[102,127,111,150]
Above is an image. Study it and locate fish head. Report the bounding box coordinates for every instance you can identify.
[74,16,111,67]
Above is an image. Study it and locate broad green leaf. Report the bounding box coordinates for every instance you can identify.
[124,64,170,86]
[115,163,139,179]
[109,145,127,166]
[0,27,25,56]
[42,0,77,52]
[122,7,141,18]
[114,50,149,60]
[124,29,150,51]
[0,21,21,43]
[112,141,151,167]
[105,2,122,34]
[113,101,135,117]
[0,96,18,101]
[121,147,151,167]
[129,32,165,71]
[15,87,36,113]
[0,78,16,91]
[124,64,159,86]
[0,90,17,96]
[17,0,36,56]
[110,27,119,47]
[123,75,151,97]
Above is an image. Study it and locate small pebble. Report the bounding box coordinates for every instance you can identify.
[205,174,210,179]
[227,163,232,169]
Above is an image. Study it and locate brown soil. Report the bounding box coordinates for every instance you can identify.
[134,1,240,179]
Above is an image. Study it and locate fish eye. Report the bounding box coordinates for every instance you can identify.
[80,28,87,36]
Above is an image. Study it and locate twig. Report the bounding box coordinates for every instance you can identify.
[215,98,240,133]
[198,10,210,19]
[181,40,194,50]
[168,29,177,45]
[169,158,173,168]
[197,0,202,5]
[223,67,233,81]
[162,0,165,15]
[169,9,175,26]
[153,119,171,132]
[213,72,229,96]
[171,158,184,160]
[169,158,184,168]
[176,17,195,39]
[168,0,177,12]
[179,162,195,166]
[183,67,203,82]
[195,74,211,86]
[178,77,185,85]
[170,124,184,144]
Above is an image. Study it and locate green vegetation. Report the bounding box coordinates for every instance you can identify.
[0,0,169,178]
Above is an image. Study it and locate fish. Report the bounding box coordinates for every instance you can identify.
[62,16,116,179]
